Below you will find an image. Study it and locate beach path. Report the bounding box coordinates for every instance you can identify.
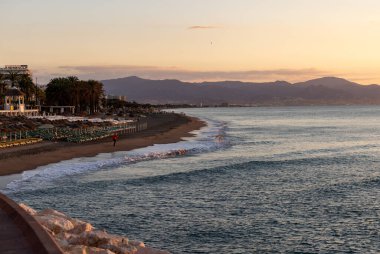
[0,193,63,254]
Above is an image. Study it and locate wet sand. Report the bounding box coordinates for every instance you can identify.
[0,113,205,176]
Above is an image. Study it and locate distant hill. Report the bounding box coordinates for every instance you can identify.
[102,76,380,106]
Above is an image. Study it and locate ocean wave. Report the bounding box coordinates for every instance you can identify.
[91,155,378,190]
[2,119,229,194]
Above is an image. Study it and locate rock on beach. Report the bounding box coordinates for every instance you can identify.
[19,203,170,254]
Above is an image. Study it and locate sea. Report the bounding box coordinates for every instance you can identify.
[1,106,380,253]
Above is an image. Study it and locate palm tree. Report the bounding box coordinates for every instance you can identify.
[18,74,35,102]
[87,80,104,114]
[45,78,72,106]
[67,76,81,112]
[78,80,91,113]
[0,72,6,95]
[0,73,6,108]
[45,76,104,115]
[35,86,46,105]
[6,69,21,87]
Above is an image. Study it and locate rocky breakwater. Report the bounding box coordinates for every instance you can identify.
[19,203,170,254]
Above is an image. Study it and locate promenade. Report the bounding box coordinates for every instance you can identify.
[0,193,63,254]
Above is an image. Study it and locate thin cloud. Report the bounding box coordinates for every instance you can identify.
[188,25,220,30]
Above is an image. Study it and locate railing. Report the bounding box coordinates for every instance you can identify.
[0,109,39,116]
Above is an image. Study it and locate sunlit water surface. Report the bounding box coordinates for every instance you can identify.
[2,106,380,253]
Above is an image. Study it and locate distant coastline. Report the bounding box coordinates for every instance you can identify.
[103,76,380,106]
[0,113,206,177]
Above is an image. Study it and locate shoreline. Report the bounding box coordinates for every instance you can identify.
[0,113,206,177]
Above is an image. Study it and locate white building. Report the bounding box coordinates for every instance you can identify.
[0,88,38,116]
[0,65,30,76]
[0,66,39,116]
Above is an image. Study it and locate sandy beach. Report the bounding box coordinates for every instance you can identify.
[0,113,205,176]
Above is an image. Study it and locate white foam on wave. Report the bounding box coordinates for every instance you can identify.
[2,118,228,194]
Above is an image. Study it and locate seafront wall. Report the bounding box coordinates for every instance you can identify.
[19,203,170,254]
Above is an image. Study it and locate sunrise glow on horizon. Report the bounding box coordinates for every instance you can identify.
[1,0,380,84]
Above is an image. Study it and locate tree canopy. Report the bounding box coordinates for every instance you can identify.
[0,70,44,106]
[45,76,104,114]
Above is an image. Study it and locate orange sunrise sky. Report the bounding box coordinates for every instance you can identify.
[1,0,380,84]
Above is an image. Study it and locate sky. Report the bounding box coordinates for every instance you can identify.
[1,0,380,84]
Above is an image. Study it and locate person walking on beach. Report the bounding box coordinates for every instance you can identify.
[112,133,119,147]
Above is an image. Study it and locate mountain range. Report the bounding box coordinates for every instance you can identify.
[102,76,380,106]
